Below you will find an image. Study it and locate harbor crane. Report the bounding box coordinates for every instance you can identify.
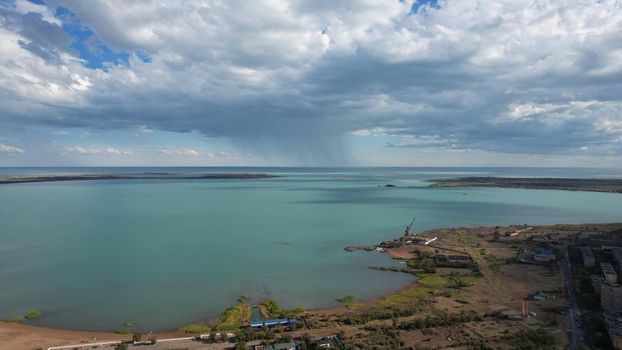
[404,216,416,236]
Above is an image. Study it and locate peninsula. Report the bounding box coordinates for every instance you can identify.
[428,176,622,193]
[0,173,276,185]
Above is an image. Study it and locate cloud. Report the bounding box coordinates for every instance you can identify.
[65,146,100,155]
[0,143,25,154]
[1,0,622,164]
[158,148,200,157]
[65,146,135,155]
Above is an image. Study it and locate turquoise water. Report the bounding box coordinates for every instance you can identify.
[0,167,621,331]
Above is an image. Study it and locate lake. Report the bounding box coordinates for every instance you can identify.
[0,167,621,331]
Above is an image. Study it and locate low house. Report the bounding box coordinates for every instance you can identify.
[311,336,343,349]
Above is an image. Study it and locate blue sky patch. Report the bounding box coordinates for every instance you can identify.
[55,5,129,69]
[411,0,440,14]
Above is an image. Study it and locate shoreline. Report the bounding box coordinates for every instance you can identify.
[0,173,277,185]
[428,176,622,193]
[3,221,620,349]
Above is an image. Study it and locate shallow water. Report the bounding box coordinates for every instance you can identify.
[0,167,621,331]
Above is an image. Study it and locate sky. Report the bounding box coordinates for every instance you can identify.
[1,0,622,167]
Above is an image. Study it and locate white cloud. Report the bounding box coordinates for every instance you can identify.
[65,146,100,155]
[64,146,135,156]
[1,0,622,164]
[0,143,25,154]
[14,0,62,26]
[158,148,200,157]
[105,147,135,156]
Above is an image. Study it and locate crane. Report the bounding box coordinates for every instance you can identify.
[404,216,416,236]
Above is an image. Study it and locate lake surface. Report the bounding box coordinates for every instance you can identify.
[1,167,621,331]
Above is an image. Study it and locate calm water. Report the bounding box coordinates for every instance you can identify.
[1,167,621,331]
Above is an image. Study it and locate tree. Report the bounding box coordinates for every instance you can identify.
[114,343,128,350]
[493,230,501,242]
[234,339,246,350]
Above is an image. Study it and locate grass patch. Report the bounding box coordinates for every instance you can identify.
[261,299,283,317]
[382,286,435,305]
[283,307,305,317]
[417,274,448,288]
[3,317,23,323]
[114,329,130,334]
[215,303,249,331]
[178,324,211,334]
[24,311,41,320]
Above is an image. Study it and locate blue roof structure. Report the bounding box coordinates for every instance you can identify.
[535,249,552,256]
[250,318,296,328]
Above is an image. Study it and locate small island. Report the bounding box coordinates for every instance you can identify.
[428,176,622,193]
[0,173,276,185]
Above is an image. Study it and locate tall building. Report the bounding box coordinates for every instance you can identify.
[602,263,619,284]
[601,282,622,313]
[604,313,622,350]
[613,247,622,266]
[581,246,595,267]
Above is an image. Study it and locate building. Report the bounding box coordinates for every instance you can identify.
[533,249,555,263]
[310,336,344,349]
[528,291,546,301]
[592,275,606,295]
[601,282,622,313]
[604,313,622,350]
[613,247,622,266]
[580,246,596,267]
[602,263,619,284]
[254,342,297,350]
[250,318,296,328]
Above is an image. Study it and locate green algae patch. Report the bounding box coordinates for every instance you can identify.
[3,317,23,323]
[24,311,41,320]
[179,324,211,334]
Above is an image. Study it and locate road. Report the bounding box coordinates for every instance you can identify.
[562,246,584,350]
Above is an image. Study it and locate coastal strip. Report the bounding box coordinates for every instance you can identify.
[3,222,622,349]
[428,176,622,193]
[0,173,277,185]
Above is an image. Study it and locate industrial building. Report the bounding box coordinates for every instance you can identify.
[580,246,596,267]
[601,282,622,313]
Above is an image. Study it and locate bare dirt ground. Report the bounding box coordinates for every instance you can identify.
[0,322,182,350]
